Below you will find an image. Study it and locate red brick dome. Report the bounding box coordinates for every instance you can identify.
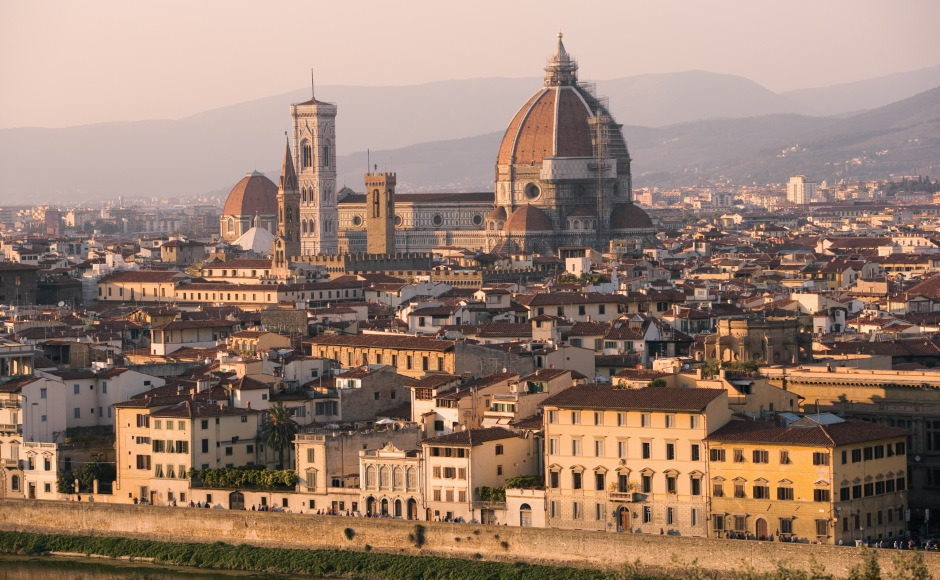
[496,87,595,166]
[486,206,508,220]
[222,171,278,217]
[496,34,595,167]
[610,203,654,230]
[505,205,553,232]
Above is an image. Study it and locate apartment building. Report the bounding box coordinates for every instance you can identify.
[706,415,909,545]
[422,427,537,524]
[113,397,261,506]
[540,385,731,536]
[305,335,456,379]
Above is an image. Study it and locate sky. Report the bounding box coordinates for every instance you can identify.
[1,0,939,129]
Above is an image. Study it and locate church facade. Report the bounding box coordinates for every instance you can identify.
[221,34,656,259]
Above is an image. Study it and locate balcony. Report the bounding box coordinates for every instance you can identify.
[608,491,641,502]
[0,458,19,468]
[0,424,21,434]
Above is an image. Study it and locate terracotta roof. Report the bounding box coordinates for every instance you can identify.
[98,270,185,284]
[518,368,569,382]
[150,400,261,419]
[340,192,493,205]
[422,426,521,447]
[155,320,239,331]
[232,376,270,391]
[0,376,41,393]
[541,384,725,412]
[706,418,909,446]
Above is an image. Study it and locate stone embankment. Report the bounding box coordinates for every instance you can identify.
[1,499,937,579]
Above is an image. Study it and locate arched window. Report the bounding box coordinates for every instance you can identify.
[393,467,403,490]
[301,141,312,169]
[379,466,390,489]
[227,218,235,234]
[10,475,20,491]
[373,189,381,218]
[406,467,417,491]
[301,220,307,234]
[365,466,376,489]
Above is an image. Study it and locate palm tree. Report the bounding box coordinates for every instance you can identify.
[261,403,299,470]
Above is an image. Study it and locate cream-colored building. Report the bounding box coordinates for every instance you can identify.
[422,427,537,524]
[360,443,423,520]
[706,415,909,545]
[540,385,731,536]
[113,397,262,506]
[306,335,456,379]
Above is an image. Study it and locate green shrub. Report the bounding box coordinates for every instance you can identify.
[504,475,545,490]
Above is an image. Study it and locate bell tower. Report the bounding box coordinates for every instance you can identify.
[273,137,300,279]
[292,75,338,255]
[365,172,396,255]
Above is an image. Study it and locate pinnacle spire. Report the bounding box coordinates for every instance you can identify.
[544,31,578,86]
[279,134,298,192]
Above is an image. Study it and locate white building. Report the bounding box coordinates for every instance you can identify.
[787,175,817,205]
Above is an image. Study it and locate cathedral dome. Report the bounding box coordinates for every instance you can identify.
[496,87,595,166]
[222,171,278,217]
[496,34,595,167]
[610,202,654,230]
[486,206,508,221]
[505,205,554,232]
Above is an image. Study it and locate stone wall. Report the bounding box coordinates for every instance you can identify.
[0,499,937,579]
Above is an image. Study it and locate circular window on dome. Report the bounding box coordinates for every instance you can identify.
[432,214,444,227]
[394,214,403,226]
[352,215,363,226]
[472,214,483,226]
[524,183,541,200]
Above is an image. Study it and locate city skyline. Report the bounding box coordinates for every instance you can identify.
[2,0,939,129]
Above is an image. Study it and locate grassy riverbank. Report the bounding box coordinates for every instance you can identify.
[0,530,655,580]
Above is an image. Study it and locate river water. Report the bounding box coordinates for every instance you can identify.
[0,555,329,580]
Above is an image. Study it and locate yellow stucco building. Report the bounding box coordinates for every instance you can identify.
[706,415,909,544]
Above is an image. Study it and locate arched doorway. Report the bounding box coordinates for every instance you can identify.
[755,517,768,540]
[394,499,402,518]
[229,491,245,510]
[380,498,389,516]
[617,506,631,532]
[366,496,376,516]
[407,498,418,520]
[520,503,532,527]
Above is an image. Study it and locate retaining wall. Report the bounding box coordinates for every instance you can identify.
[0,499,937,579]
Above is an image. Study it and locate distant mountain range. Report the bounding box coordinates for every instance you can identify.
[1,65,939,203]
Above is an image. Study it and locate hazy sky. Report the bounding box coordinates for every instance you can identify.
[2,0,938,129]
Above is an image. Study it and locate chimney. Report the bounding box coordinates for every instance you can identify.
[246,401,251,410]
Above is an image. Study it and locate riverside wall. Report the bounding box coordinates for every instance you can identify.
[1,499,937,579]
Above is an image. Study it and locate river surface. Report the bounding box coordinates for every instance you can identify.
[0,555,330,580]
